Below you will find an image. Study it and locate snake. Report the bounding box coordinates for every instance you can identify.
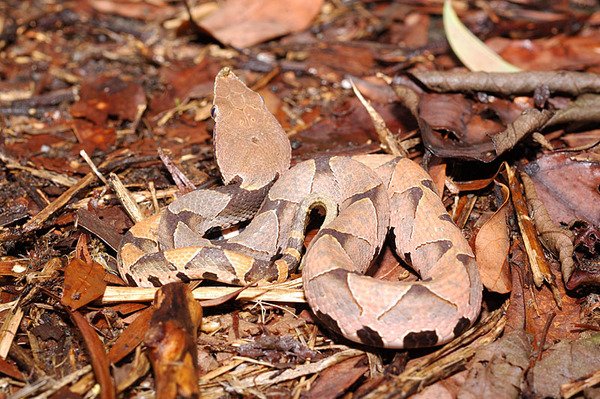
[118,68,483,349]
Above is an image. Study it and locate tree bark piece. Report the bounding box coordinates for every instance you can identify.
[144,283,203,399]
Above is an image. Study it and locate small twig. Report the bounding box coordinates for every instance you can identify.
[27,365,93,399]
[351,79,408,158]
[533,312,556,362]
[148,181,160,214]
[561,368,600,399]
[100,279,306,304]
[108,172,144,223]
[506,164,556,291]
[0,304,24,359]
[158,148,196,193]
[79,150,110,186]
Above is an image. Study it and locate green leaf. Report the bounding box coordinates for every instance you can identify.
[443,0,521,72]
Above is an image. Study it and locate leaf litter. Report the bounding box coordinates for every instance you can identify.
[0,0,598,398]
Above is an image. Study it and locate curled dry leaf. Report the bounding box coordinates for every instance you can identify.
[491,109,554,156]
[69,310,116,399]
[199,0,323,48]
[521,172,575,282]
[475,181,512,294]
[547,94,600,127]
[458,330,531,399]
[443,0,521,72]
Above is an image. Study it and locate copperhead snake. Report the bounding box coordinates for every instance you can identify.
[118,68,483,349]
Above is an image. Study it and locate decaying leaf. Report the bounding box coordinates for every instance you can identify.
[199,0,323,48]
[475,182,512,294]
[108,306,154,364]
[443,0,521,72]
[521,172,575,282]
[523,153,600,226]
[490,109,553,156]
[304,355,368,399]
[530,333,600,399]
[69,309,116,399]
[458,330,531,399]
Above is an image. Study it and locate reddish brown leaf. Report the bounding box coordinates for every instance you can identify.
[108,306,154,364]
[71,119,116,154]
[475,182,512,294]
[304,355,368,399]
[70,75,146,124]
[492,34,600,71]
[0,357,24,381]
[61,258,107,310]
[199,0,323,48]
[69,309,116,399]
[525,268,581,345]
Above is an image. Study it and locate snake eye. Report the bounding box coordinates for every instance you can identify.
[210,105,218,120]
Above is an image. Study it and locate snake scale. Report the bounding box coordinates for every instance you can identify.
[118,68,483,349]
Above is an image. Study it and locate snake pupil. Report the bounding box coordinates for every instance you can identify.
[210,105,218,119]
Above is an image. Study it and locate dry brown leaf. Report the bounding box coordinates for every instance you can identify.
[523,153,600,226]
[108,306,155,364]
[200,0,323,48]
[458,330,531,399]
[521,172,575,282]
[530,334,600,399]
[61,258,107,310]
[491,109,554,156]
[524,268,580,344]
[304,355,368,399]
[475,182,512,293]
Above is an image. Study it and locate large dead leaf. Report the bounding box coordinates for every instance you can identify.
[475,182,511,294]
[443,0,521,72]
[458,330,531,399]
[489,34,600,71]
[523,153,600,226]
[530,333,600,398]
[200,0,323,48]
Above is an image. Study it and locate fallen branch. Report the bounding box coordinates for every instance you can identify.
[412,71,600,96]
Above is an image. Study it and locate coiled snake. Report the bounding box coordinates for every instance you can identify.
[118,68,482,349]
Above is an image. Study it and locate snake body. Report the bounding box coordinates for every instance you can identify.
[118,68,482,349]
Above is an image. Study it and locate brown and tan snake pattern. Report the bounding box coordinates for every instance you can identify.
[118,68,483,349]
